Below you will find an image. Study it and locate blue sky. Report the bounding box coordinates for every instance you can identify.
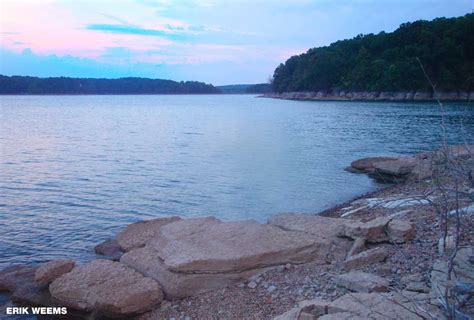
[0,0,472,85]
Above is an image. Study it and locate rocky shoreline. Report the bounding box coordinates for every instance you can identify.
[1,146,473,319]
[262,90,473,101]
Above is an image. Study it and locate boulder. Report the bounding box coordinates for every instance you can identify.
[116,216,181,252]
[49,260,163,318]
[0,265,53,306]
[95,239,123,260]
[34,260,75,285]
[121,246,262,299]
[268,213,352,261]
[333,271,389,293]
[386,219,415,243]
[121,216,349,298]
[343,247,388,270]
[337,217,391,243]
[371,157,417,182]
[347,157,397,173]
[338,217,414,244]
[148,217,336,273]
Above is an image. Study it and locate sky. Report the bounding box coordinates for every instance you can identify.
[0,0,472,85]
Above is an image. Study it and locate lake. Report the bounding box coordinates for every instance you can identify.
[0,94,473,268]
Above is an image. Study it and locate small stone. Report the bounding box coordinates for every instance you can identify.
[343,247,388,270]
[267,285,277,293]
[387,220,415,243]
[334,271,389,293]
[285,263,292,270]
[247,281,257,289]
[94,239,123,261]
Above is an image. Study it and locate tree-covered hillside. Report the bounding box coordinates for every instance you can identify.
[0,75,219,94]
[217,83,273,94]
[272,14,474,93]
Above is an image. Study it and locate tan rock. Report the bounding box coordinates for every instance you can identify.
[148,217,335,273]
[34,260,75,285]
[268,213,352,261]
[343,247,388,270]
[333,271,389,293]
[387,219,415,243]
[121,246,263,299]
[49,260,163,317]
[116,216,181,252]
[121,216,349,298]
[338,217,391,243]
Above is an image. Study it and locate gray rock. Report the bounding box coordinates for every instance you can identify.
[334,271,389,293]
[95,239,123,261]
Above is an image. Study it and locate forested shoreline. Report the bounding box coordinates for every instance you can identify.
[271,14,474,94]
[0,75,220,94]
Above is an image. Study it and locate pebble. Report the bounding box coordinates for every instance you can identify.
[285,263,292,270]
[247,281,258,289]
[267,285,277,293]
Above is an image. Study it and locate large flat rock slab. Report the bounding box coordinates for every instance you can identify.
[334,271,389,293]
[49,260,163,318]
[120,215,351,298]
[121,246,262,299]
[116,216,181,252]
[268,213,352,261]
[328,292,445,319]
[147,217,336,273]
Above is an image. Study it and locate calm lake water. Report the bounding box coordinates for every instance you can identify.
[0,95,473,268]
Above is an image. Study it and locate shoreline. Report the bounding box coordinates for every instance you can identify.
[1,146,473,319]
[261,90,473,102]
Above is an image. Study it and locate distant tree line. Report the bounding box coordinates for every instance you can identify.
[272,13,474,93]
[0,75,220,94]
[217,83,273,94]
